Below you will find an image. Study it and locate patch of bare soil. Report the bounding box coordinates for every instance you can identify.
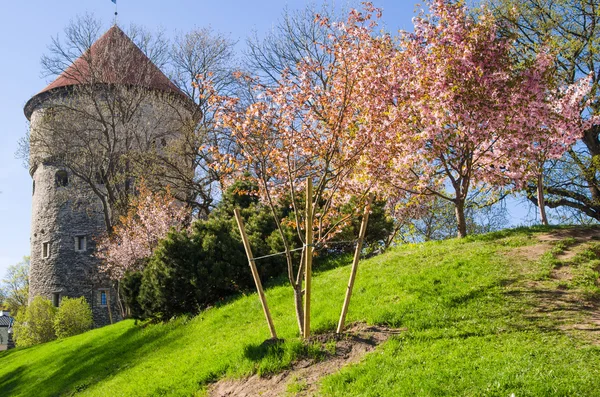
[208,324,403,397]
[539,226,600,261]
[551,263,573,282]
[510,243,553,262]
[537,226,600,242]
[510,226,600,263]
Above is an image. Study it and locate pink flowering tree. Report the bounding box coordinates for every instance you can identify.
[96,182,188,281]
[210,5,393,335]
[516,74,597,225]
[374,0,594,237]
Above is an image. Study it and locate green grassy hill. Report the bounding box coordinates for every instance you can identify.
[2,226,600,396]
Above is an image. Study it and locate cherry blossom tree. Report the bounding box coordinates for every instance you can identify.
[375,0,595,237]
[96,182,188,281]
[517,74,596,225]
[210,5,392,335]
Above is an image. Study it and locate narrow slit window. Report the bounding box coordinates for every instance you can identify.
[100,291,107,306]
[52,293,60,307]
[42,242,50,258]
[75,236,86,252]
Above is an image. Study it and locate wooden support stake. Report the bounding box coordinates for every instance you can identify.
[336,194,373,334]
[303,178,313,339]
[234,208,278,339]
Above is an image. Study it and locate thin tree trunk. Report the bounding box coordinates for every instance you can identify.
[303,178,313,339]
[455,198,467,238]
[294,286,304,334]
[537,173,549,226]
[116,280,126,319]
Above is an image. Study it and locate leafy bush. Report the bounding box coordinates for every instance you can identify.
[13,296,57,347]
[124,180,289,321]
[138,218,248,321]
[54,297,93,338]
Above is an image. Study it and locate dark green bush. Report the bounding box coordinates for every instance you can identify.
[130,180,289,321]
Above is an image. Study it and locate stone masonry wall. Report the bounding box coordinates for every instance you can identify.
[28,91,193,328]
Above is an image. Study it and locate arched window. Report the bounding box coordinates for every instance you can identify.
[55,170,68,187]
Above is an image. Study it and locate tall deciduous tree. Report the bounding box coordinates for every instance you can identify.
[490,0,600,222]
[140,27,239,217]
[244,4,338,86]
[376,0,591,237]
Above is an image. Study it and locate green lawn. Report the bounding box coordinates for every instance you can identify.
[1,226,599,396]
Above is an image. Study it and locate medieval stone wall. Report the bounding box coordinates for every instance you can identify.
[29,159,122,326]
[28,90,193,327]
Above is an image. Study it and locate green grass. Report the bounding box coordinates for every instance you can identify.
[1,226,600,396]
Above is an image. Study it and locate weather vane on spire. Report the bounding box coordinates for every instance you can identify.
[111,0,118,25]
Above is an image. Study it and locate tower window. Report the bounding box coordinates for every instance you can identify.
[32,180,35,195]
[42,242,50,258]
[75,236,87,252]
[52,293,60,307]
[99,291,107,306]
[55,170,68,187]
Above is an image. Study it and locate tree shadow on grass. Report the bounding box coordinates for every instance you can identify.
[504,287,600,341]
[243,338,287,362]
[2,323,190,397]
[0,366,27,396]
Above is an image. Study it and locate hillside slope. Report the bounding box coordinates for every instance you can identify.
[1,226,599,396]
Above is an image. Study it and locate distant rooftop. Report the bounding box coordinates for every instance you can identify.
[0,315,12,327]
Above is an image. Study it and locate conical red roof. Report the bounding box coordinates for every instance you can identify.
[25,25,185,119]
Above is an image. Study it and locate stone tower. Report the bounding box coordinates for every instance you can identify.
[24,26,193,326]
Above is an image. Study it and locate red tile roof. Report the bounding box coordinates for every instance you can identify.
[25,25,186,119]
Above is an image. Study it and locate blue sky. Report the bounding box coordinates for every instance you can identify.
[0,1,424,278]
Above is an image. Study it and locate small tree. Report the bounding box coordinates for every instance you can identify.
[1,257,30,316]
[13,296,57,347]
[54,297,93,339]
[97,182,188,281]
[211,5,391,336]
